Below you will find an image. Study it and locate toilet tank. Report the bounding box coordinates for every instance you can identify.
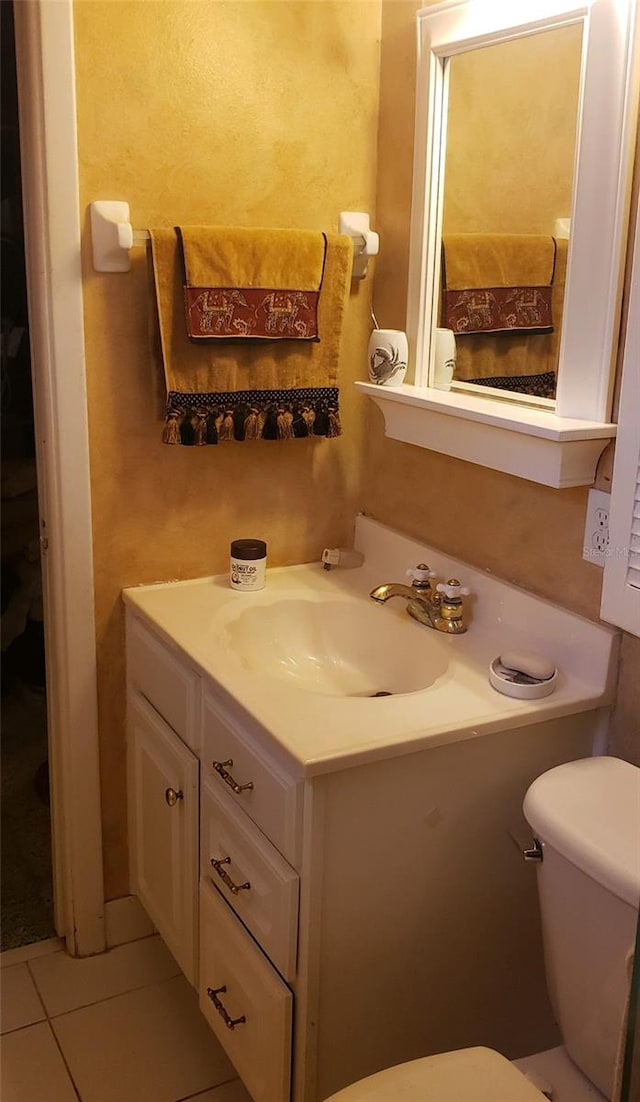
[523,756,640,1100]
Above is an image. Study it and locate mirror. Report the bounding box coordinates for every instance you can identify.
[407,0,639,424]
[440,24,583,402]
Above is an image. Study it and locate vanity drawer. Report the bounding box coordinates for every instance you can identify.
[127,613,200,752]
[201,777,299,981]
[202,690,302,866]
[199,880,292,1102]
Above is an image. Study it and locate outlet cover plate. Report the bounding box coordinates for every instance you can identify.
[583,488,611,567]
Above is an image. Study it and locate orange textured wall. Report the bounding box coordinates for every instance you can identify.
[73,0,381,897]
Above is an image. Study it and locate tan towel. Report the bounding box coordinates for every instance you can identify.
[442,233,557,336]
[178,226,328,341]
[149,227,353,444]
[449,239,568,395]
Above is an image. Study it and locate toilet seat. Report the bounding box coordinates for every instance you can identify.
[324,1047,546,1101]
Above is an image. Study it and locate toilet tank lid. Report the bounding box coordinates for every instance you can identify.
[523,756,640,908]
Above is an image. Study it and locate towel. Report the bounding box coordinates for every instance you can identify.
[442,234,557,336]
[448,239,568,397]
[149,227,353,444]
[178,226,328,341]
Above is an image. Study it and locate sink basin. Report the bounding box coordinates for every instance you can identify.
[220,596,449,697]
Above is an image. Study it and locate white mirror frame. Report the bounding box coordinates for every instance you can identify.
[357,0,639,487]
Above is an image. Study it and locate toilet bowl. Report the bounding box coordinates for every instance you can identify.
[325,756,639,1102]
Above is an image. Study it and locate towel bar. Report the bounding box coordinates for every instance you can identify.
[89,200,379,278]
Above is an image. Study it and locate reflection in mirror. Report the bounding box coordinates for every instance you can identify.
[433,24,583,404]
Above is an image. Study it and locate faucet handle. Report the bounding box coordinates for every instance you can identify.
[436,577,470,599]
[406,564,436,584]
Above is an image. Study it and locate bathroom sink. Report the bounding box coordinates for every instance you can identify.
[220,596,449,697]
[123,516,617,769]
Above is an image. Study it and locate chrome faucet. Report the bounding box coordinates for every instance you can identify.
[370,565,471,634]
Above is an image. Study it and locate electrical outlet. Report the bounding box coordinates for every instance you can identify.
[583,489,611,567]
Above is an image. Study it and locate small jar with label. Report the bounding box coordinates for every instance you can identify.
[230,538,267,591]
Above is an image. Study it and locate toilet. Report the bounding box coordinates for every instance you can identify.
[325,756,639,1102]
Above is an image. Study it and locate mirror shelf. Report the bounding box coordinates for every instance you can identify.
[355,381,616,488]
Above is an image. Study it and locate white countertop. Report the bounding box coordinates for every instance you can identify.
[122,518,618,777]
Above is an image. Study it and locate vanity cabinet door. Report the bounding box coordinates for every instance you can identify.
[128,693,199,985]
[199,880,292,1102]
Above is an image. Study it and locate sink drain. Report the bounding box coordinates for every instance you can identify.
[371,690,393,697]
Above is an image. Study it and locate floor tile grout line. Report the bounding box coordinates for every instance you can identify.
[105,930,160,951]
[0,1018,83,1102]
[0,1015,47,1038]
[0,937,64,969]
[39,968,184,1021]
[175,1075,242,1102]
[46,1017,84,1102]
[25,957,51,1020]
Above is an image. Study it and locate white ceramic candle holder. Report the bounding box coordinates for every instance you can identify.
[367,329,408,387]
[433,328,456,390]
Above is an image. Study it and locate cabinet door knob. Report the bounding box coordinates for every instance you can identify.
[210,855,251,895]
[164,787,183,807]
[211,758,254,795]
[206,985,246,1030]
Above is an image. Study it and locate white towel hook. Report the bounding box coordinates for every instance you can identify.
[89,200,379,277]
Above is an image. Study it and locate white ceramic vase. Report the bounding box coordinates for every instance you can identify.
[367,329,408,387]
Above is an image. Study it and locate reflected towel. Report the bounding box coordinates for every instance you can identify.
[149,227,353,444]
[442,233,557,335]
[449,239,568,389]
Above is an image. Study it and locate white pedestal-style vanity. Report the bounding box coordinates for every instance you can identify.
[124,517,617,1102]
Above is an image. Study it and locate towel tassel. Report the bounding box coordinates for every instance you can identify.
[162,388,341,445]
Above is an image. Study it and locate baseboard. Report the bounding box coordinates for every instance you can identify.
[104,895,156,948]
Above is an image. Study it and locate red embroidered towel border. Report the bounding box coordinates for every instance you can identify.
[442,235,557,336]
[443,284,554,336]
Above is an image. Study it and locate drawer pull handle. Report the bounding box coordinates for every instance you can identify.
[164,787,183,807]
[207,985,246,1030]
[210,855,251,895]
[212,758,254,795]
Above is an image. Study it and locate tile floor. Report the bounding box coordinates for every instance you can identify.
[0,933,252,1102]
